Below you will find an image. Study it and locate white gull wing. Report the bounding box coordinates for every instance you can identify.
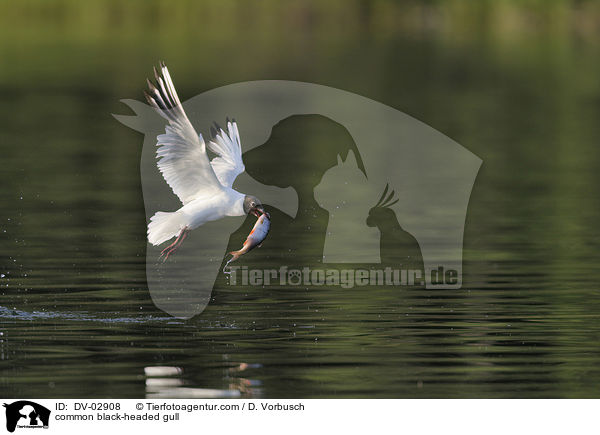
[208,121,245,188]
[145,62,223,204]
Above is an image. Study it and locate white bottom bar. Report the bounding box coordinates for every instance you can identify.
[0,399,596,435]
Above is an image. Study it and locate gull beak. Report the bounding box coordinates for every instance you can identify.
[250,205,267,218]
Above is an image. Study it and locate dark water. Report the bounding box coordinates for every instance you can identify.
[2,1,600,398]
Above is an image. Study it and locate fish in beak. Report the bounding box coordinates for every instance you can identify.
[243,195,269,219]
[250,205,263,217]
[251,204,269,219]
[225,212,271,268]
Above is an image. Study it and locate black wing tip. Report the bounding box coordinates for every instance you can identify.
[212,119,237,136]
[143,89,159,109]
[146,78,156,91]
[145,61,178,111]
[224,117,237,127]
[144,87,167,111]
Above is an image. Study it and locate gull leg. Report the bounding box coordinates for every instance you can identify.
[160,238,180,257]
[159,227,189,262]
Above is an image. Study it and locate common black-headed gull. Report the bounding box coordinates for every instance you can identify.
[144,62,266,261]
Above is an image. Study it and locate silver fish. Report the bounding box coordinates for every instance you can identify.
[226,213,271,266]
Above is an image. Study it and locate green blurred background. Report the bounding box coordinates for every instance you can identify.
[1,0,600,398]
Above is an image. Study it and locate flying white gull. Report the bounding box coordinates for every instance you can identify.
[144,62,266,261]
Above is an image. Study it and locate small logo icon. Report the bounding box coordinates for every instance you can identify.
[3,401,50,433]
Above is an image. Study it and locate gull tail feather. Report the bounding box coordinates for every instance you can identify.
[148,211,185,246]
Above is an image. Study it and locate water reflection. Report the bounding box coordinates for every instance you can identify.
[144,364,261,398]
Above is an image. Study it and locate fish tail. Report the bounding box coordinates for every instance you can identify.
[228,240,251,261]
[228,250,243,263]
